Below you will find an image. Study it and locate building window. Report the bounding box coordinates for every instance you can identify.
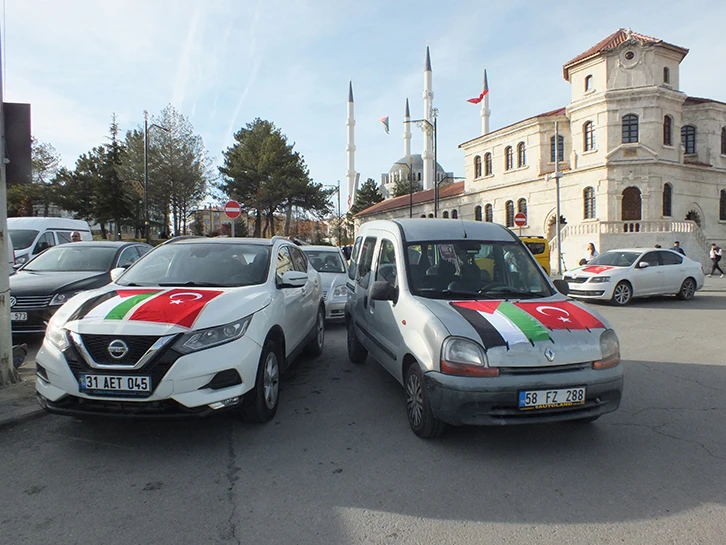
[451,209,458,219]
[484,204,493,222]
[505,146,513,170]
[681,125,696,154]
[418,172,422,181]
[583,187,596,219]
[517,142,526,167]
[443,211,449,219]
[622,114,639,143]
[663,67,670,84]
[517,198,527,218]
[484,152,492,175]
[663,183,673,217]
[721,128,726,155]
[583,121,595,151]
[550,135,564,163]
[474,155,482,178]
[474,205,482,221]
[585,75,593,91]
[720,190,726,221]
[663,115,673,146]
[505,200,514,227]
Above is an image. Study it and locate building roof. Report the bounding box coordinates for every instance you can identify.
[563,28,689,80]
[356,181,465,217]
[459,107,567,149]
[684,96,726,107]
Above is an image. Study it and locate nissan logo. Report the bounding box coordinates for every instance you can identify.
[544,347,556,362]
[9,296,16,308]
[107,340,129,360]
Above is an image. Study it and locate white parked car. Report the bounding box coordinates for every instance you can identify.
[35,237,325,421]
[302,245,348,321]
[564,248,705,305]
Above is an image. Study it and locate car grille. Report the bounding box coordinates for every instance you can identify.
[569,289,605,297]
[563,276,587,284]
[498,362,591,376]
[81,334,160,366]
[11,295,52,310]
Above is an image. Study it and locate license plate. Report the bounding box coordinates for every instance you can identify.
[519,386,586,410]
[11,312,27,321]
[79,374,151,393]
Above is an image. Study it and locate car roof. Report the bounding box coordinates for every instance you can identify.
[360,218,518,243]
[603,248,677,253]
[8,217,91,230]
[56,241,142,248]
[169,237,277,246]
[301,245,342,252]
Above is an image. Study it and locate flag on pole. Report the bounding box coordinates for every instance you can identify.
[467,88,489,104]
[379,116,389,134]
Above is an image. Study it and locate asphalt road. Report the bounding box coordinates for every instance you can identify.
[2,294,725,545]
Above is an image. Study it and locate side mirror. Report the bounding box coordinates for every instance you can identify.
[370,280,398,303]
[637,261,649,269]
[110,267,126,282]
[553,279,570,296]
[280,270,308,288]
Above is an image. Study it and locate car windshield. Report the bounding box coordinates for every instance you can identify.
[404,240,552,299]
[589,251,641,267]
[116,243,271,288]
[24,246,117,272]
[304,250,345,273]
[9,229,39,250]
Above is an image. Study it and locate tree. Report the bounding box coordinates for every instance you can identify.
[392,171,422,198]
[7,137,61,216]
[349,178,383,215]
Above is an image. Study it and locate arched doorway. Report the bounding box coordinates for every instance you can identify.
[621,187,642,221]
[685,210,701,227]
[546,214,567,241]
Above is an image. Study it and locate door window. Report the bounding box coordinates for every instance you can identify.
[639,252,661,267]
[375,240,398,288]
[289,246,309,273]
[33,232,55,254]
[275,246,295,285]
[56,231,74,244]
[117,247,141,268]
[348,237,362,281]
[660,251,683,266]
[356,237,377,289]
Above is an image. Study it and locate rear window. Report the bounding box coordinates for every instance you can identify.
[524,242,546,255]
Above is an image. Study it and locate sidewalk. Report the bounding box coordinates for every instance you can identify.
[0,363,45,430]
[701,274,726,293]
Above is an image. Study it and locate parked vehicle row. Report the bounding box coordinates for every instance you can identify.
[9,217,93,267]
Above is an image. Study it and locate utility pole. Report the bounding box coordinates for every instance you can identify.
[336,179,341,245]
[143,111,149,243]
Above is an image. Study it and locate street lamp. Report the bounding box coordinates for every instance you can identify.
[323,181,342,245]
[144,110,169,243]
[394,160,414,218]
[404,111,438,215]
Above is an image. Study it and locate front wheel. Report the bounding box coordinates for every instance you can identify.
[611,281,632,306]
[676,277,696,300]
[240,339,281,423]
[404,363,445,439]
[347,319,368,364]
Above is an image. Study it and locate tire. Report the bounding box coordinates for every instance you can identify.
[347,319,368,364]
[240,339,281,423]
[304,307,325,357]
[404,363,445,439]
[611,281,632,306]
[676,277,696,301]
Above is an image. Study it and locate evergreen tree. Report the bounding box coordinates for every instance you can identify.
[349,178,384,215]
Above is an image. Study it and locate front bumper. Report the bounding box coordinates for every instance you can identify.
[566,282,614,300]
[35,332,264,418]
[11,307,57,335]
[324,298,346,321]
[424,363,623,426]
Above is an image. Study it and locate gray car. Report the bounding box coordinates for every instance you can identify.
[302,245,348,321]
[346,219,624,438]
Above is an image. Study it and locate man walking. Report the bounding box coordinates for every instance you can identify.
[708,243,724,277]
[671,241,686,256]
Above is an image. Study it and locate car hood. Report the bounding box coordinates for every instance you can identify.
[416,296,611,367]
[9,270,110,296]
[51,284,272,336]
[319,271,347,292]
[564,264,626,279]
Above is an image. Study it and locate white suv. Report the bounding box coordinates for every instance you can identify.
[35,236,325,421]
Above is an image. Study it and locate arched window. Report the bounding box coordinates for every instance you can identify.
[474,155,482,178]
[622,187,642,221]
[442,211,449,219]
[484,152,492,176]
[505,200,514,227]
[585,75,593,91]
[663,67,670,84]
[474,205,482,221]
[720,190,726,221]
[517,142,526,167]
[428,213,434,218]
[663,183,673,217]
[622,114,639,143]
[663,115,673,146]
[681,125,696,154]
[517,198,527,217]
[583,187,595,219]
[484,204,493,222]
[583,121,595,151]
[550,135,564,163]
[420,214,427,218]
[505,146,514,170]
[721,127,726,155]
[451,209,458,219]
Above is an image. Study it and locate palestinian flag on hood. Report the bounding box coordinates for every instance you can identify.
[69,288,224,329]
[451,300,605,349]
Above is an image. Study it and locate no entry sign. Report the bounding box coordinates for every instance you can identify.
[224,200,242,220]
[514,212,527,227]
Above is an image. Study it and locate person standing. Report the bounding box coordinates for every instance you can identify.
[709,243,724,277]
[671,241,686,256]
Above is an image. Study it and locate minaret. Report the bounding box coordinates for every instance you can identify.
[481,68,490,135]
[422,46,434,191]
[346,81,357,208]
[403,98,411,158]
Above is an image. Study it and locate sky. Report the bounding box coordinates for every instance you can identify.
[5,0,726,211]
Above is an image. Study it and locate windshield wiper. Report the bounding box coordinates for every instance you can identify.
[158,281,225,287]
[477,287,545,299]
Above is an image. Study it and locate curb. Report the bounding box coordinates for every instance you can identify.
[0,404,47,430]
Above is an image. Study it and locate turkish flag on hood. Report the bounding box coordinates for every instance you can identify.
[513,301,605,330]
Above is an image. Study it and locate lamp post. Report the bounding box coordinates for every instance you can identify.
[143,110,169,244]
[323,181,342,245]
[394,160,414,218]
[404,113,438,215]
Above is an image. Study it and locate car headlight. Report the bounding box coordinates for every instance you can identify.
[332,285,347,298]
[50,291,80,306]
[593,329,620,370]
[45,322,70,351]
[440,337,499,377]
[173,315,252,354]
[589,276,611,283]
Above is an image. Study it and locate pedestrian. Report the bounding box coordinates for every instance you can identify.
[708,243,724,277]
[70,231,81,242]
[671,241,686,255]
[579,242,598,266]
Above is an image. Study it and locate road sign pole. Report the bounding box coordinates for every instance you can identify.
[231,221,235,238]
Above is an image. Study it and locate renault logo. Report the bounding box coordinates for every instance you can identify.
[108,340,129,360]
[9,296,16,308]
[544,347,555,362]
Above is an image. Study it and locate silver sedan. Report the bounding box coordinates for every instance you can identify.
[302,245,348,321]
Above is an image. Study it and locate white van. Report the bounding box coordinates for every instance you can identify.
[6,231,15,273]
[8,217,93,267]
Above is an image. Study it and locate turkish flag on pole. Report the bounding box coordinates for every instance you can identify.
[513,301,605,330]
[467,88,489,104]
[129,289,224,328]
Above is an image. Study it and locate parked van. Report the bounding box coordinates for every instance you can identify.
[6,231,15,273]
[519,235,550,276]
[8,217,92,267]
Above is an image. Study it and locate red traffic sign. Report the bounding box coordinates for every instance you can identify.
[514,212,527,227]
[224,200,242,219]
